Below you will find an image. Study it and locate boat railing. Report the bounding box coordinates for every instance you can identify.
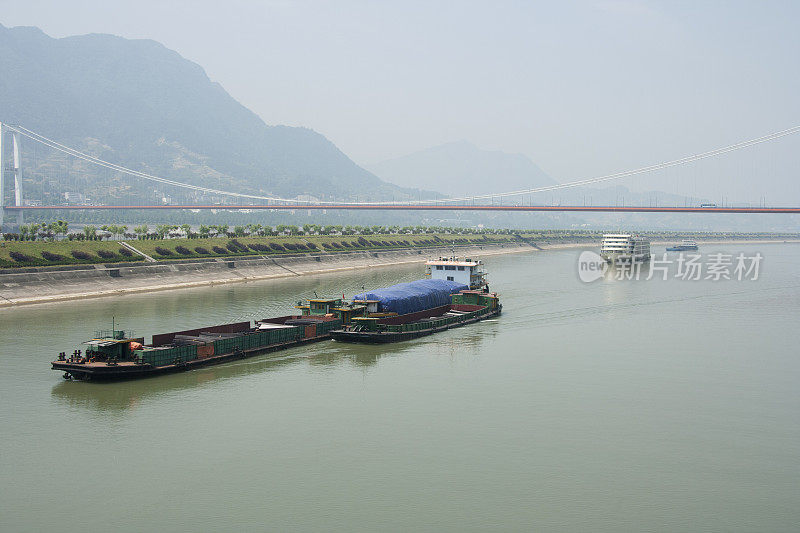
[94,329,135,340]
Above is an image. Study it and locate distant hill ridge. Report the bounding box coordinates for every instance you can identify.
[368,140,556,197]
[0,24,427,202]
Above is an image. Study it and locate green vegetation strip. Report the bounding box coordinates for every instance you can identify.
[0,233,516,269]
[2,229,796,269]
[0,240,143,268]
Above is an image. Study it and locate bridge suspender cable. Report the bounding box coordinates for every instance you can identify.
[433,126,800,203]
[5,123,799,206]
[5,125,292,203]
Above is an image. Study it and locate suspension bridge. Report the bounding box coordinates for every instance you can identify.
[1,121,799,228]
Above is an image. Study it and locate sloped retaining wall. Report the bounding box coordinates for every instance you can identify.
[0,243,534,307]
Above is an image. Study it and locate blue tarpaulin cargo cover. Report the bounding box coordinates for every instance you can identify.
[354,279,468,315]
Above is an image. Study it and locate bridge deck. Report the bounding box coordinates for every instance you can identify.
[7,205,800,213]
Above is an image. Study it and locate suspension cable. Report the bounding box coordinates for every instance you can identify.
[6,123,798,205]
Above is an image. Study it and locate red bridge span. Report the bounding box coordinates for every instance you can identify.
[7,205,800,214]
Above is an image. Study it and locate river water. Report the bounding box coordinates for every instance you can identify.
[2,243,799,532]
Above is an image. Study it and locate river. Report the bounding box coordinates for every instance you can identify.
[2,243,799,532]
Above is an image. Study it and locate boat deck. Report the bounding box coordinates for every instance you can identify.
[54,360,141,369]
[52,334,332,380]
[331,305,501,344]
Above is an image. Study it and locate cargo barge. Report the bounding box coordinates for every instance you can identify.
[53,256,501,379]
[330,291,501,343]
[330,256,501,344]
[52,304,347,381]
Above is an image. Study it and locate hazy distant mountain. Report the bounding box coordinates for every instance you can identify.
[0,24,428,203]
[368,141,557,197]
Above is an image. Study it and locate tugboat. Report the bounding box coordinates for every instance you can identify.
[666,240,699,251]
[329,256,501,344]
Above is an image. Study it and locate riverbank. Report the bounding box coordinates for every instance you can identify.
[0,243,534,308]
[2,238,797,308]
[0,231,525,268]
[538,238,800,250]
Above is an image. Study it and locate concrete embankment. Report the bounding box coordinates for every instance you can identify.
[0,243,537,307]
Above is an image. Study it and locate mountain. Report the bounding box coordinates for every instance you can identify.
[0,24,429,203]
[368,141,556,197]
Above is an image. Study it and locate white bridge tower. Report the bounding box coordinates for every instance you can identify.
[0,122,25,230]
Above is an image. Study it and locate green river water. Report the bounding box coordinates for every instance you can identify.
[2,243,799,532]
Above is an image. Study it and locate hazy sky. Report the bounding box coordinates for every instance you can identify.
[2,0,799,199]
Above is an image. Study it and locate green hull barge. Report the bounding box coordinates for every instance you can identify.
[52,298,348,381]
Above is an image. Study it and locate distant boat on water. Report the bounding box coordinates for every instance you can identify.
[666,240,699,252]
[600,234,651,263]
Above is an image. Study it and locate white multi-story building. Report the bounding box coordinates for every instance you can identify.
[63,192,87,203]
[600,234,651,263]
